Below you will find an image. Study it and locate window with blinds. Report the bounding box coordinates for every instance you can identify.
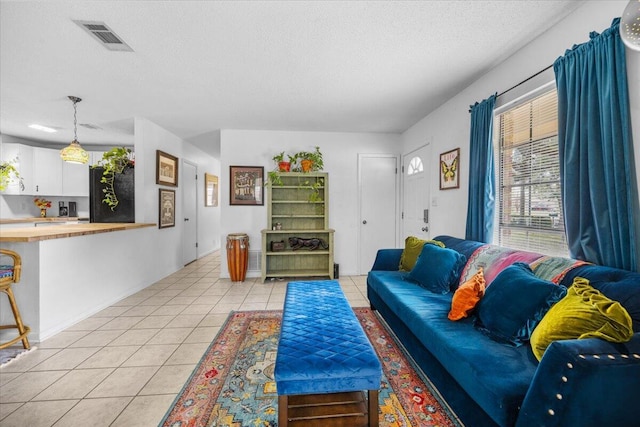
[493,89,568,256]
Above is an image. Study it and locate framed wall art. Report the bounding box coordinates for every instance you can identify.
[205,173,218,207]
[156,150,179,187]
[230,166,264,206]
[159,188,176,228]
[439,148,460,190]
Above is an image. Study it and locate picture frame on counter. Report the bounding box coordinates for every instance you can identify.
[159,188,176,228]
[156,150,179,187]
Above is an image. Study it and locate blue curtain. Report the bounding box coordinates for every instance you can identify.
[465,93,497,243]
[554,18,637,271]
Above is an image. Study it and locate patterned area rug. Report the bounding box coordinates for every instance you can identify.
[0,346,36,368]
[160,308,462,427]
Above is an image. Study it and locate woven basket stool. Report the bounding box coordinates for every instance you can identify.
[0,249,31,350]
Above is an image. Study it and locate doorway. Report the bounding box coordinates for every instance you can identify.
[402,143,431,241]
[182,161,198,265]
[358,154,399,274]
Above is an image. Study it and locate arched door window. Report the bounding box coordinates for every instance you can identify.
[407,156,423,175]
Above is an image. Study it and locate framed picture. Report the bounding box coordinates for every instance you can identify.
[158,188,176,228]
[439,148,460,190]
[205,173,218,207]
[156,150,179,187]
[230,166,264,206]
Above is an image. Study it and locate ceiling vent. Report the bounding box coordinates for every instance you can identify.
[73,20,134,52]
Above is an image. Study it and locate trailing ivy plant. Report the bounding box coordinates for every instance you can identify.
[0,159,23,192]
[92,147,134,210]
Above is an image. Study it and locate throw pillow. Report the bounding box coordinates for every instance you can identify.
[448,268,485,321]
[474,262,567,346]
[530,277,634,361]
[408,243,466,294]
[399,236,445,271]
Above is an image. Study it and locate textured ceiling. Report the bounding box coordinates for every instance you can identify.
[0,1,583,153]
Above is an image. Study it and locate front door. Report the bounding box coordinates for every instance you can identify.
[182,161,198,265]
[402,144,431,241]
[358,154,398,274]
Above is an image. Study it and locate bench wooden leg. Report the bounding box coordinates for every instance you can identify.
[368,389,378,427]
[279,394,289,427]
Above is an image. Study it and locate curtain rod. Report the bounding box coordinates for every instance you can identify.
[497,63,554,98]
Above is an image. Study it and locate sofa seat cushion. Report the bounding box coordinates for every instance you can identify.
[367,271,538,427]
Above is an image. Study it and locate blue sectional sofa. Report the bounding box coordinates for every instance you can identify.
[367,235,640,427]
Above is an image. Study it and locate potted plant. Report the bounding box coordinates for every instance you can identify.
[273,152,291,172]
[295,146,323,172]
[0,159,22,192]
[92,147,134,210]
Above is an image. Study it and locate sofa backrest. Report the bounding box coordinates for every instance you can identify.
[434,235,640,332]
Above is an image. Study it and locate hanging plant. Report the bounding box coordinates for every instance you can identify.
[0,159,23,192]
[92,147,134,210]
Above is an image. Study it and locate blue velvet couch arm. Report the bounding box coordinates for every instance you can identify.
[371,249,403,271]
[516,333,640,427]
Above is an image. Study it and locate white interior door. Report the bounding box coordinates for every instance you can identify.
[359,154,398,274]
[402,144,431,241]
[182,161,198,265]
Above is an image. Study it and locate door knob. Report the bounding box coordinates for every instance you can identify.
[184,218,190,222]
[421,226,428,232]
[362,220,367,224]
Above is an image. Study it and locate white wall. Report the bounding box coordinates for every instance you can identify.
[220,129,400,278]
[402,0,640,239]
[134,117,220,281]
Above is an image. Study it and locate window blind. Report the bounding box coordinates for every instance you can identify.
[494,89,568,256]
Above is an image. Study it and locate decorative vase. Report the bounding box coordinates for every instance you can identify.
[300,159,313,172]
[40,208,47,217]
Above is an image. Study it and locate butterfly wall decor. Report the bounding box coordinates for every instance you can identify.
[439,148,460,190]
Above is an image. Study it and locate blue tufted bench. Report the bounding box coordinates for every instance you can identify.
[275,280,382,426]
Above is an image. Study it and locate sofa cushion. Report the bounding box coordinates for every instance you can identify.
[561,264,640,332]
[367,269,538,427]
[408,244,466,294]
[398,236,444,271]
[448,268,485,321]
[530,277,634,361]
[475,263,567,346]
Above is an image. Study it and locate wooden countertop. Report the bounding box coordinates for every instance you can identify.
[0,223,156,242]
[0,217,89,224]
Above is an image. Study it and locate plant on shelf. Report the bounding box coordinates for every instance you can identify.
[92,147,134,210]
[0,159,22,192]
[302,177,325,202]
[294,146,323,172]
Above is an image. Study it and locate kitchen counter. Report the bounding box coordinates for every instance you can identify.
[0,217,89,224]
[0,222,156,242]
[0,222,163,342]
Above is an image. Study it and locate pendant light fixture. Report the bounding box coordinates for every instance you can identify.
[60,96,89,164]
[621,0,640,52]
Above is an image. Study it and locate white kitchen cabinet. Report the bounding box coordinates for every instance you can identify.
[33,147,62,195]
[62,161,89,197]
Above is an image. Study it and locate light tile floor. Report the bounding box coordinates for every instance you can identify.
[0,251,370,427]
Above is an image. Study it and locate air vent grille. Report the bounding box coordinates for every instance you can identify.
[73,20,133,52]
[248,250,261,271]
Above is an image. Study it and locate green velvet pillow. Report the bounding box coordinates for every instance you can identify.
[399,236,445,271]
[530,277,634,361]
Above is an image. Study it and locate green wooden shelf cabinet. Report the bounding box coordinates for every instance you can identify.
[261,172,334,282]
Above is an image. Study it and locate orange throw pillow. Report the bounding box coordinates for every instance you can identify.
[448,268,486,321]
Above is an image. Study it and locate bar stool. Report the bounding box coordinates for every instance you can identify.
[0,249,31,350]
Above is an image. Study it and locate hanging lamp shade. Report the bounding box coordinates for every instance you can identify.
[621,0,640,52]
[60,96,89,164]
